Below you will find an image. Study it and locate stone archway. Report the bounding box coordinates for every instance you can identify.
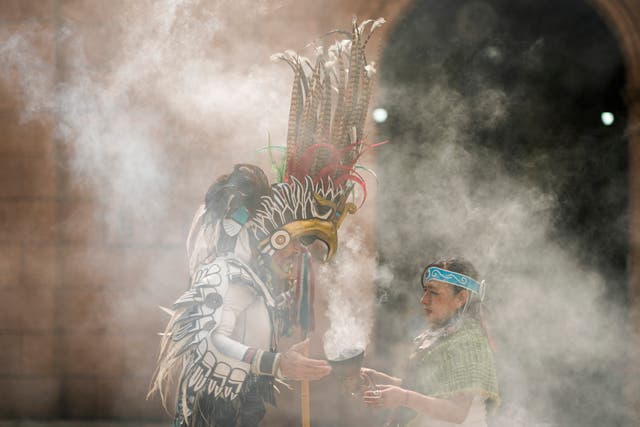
[590,0,640,421]
[357,0,640,423]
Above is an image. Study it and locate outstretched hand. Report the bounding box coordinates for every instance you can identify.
[363,385,409,409]
[279,339,331,381]
[360,367,401,387]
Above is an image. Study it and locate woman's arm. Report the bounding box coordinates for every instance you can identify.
[363,386,474,424]
[361,367,403,387]
[406,390,473,424]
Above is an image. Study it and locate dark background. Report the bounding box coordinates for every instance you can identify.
[374,0,628,426]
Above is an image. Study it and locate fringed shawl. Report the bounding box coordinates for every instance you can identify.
[407,317,500,413]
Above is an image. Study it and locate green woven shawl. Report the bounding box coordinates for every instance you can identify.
[407,317,500,412]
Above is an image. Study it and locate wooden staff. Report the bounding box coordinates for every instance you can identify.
[301,333,311,427]
[297,250,314,427]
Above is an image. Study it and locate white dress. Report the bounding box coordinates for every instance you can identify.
[410,396,488,427]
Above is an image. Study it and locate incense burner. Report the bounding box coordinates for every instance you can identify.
[327,348,365,396]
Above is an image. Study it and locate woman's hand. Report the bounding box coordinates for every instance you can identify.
[360,367,402,387]
[363,385,409,409]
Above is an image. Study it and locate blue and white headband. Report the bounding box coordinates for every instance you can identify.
[423,266,486,301]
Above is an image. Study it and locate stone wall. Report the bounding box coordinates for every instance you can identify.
[0,0,407,422]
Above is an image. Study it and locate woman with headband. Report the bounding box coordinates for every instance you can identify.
[361,258,500,427]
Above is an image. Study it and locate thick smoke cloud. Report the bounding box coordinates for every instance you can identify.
[5,1,293,213]
[374,80,629,426]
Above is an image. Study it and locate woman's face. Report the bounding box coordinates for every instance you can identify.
[420,280,468,326]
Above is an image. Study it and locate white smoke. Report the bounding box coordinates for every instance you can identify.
[320,224,375,361]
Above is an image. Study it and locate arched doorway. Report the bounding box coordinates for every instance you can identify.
[373,1,630,425]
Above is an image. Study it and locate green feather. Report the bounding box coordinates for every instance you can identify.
[354,164,378,183]
[258,135,287,183]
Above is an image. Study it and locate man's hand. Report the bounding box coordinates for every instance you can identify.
[279,339,331,381]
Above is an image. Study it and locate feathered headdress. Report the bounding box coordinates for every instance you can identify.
[255,17,385,260]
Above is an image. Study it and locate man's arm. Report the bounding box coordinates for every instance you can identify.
[211,282,330,380]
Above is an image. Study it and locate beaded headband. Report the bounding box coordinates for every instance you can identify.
[423,266,485,298]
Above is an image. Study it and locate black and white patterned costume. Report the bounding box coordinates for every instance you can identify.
[168,253,284,427]
[150,164,288,427]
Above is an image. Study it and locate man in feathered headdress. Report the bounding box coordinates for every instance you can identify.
[149,17,385,427]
